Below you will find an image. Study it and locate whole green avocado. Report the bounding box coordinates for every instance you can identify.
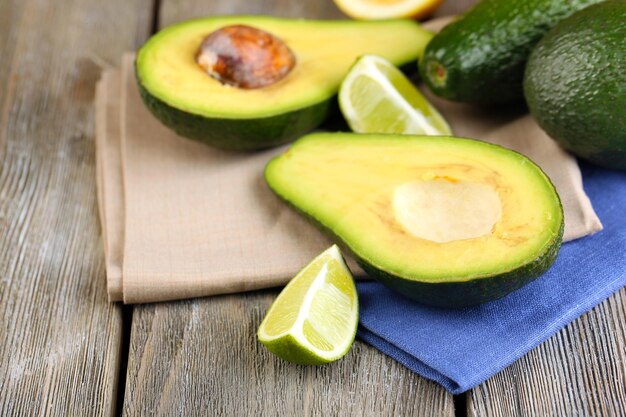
[419,0,604,104]
[524,0,626,171]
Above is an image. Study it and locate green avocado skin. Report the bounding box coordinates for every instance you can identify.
[360,222,563,308]
[419,0,604,104]
[524,0,626,171]
[136,78,332,152]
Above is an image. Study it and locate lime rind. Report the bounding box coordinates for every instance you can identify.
[257,245,359,364]
[339,54,452,136]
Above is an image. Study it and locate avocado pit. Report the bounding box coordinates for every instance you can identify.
[196,24,296,89]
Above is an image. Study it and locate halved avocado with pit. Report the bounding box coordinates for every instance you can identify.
[135,16,433,151]
[265,133,564,307]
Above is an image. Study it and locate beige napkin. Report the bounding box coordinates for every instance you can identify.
[96,30,601,304]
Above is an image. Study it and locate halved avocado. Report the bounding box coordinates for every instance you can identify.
[136,16,433,151]
[265,133,564,307]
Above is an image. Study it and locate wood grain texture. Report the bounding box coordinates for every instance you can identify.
[469,287,626,417]
[433,0,478,17]
[123,291,454,417]
[0,0,151,415]
[159,0,344,27]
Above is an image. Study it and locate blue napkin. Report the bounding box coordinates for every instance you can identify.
[356,163,626,394]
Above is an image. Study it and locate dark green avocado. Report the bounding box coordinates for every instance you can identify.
[419,0,604,104]
[524,0,626,171]
[135,16,432,151]
[265,132,564,308]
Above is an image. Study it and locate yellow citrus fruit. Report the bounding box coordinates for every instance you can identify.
[333,0,444,20]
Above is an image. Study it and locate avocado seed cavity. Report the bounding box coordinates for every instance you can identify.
[393,180,502,243]
[196,24,296,89]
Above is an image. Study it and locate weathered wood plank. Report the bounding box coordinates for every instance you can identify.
[0,0,152,415]
[433,0,477,17]
[123,291,455,417]
[469,287,626,417]
[158,0,344,27]
[122,1,454,415]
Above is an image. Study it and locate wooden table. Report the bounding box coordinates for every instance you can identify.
[1,0,624,415]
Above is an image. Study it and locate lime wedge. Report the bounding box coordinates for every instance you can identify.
[339,54,452,135]
[257,245,358,365]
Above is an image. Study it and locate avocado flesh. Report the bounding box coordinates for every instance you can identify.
[266,133,564,307]
[524,0,626,171]
[419,0,604,104]
[136,16,432,150]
